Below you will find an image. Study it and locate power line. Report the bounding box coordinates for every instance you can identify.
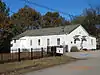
[21,0,74,20]
[5,0,74,20]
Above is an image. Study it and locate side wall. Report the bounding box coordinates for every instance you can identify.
[11,34,68,53]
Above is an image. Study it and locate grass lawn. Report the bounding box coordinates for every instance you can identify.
[0,55,77,75]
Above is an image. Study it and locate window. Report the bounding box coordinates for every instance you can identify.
[47,39,50,46]
[30,40,32,46]
[14,39,16,43]
[38,39,40,45]
[91,39,93,45]
[71,41,73,44]
[79,32,81,34]
[57,38,60,45]
[74,39,76,44]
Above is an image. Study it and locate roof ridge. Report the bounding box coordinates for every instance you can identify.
[26,24,81,31]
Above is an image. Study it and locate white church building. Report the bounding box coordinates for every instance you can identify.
[11,24,96,53]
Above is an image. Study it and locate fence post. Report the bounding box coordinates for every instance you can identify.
[41,47,43,58]
[18,48,21,62]
[31,48,33,60]
[47,46,49,54]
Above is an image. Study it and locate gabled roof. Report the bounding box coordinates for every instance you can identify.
[13,24,81,40]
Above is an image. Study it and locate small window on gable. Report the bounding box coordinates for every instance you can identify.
[79,32,81,34]
[38,39,40,46]
[57,38,60,45]
[30,40,32,46]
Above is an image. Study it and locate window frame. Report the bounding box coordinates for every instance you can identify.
[57,38,60,45]
[30,40,32,46]
[38,39,40,46]
[47,39,50,46]
[91,39,93,45]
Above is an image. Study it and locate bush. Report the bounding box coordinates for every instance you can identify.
[83,48,88,51]
[70,46,79,52]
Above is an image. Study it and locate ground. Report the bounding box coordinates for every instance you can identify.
[0,55,76,75]
[25,50,100,75]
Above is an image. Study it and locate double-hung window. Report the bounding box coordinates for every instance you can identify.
[57,38,60,45]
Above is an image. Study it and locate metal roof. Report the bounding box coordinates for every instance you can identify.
[13,24,80,40]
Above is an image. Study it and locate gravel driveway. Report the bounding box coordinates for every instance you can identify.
[24,50,100,75]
